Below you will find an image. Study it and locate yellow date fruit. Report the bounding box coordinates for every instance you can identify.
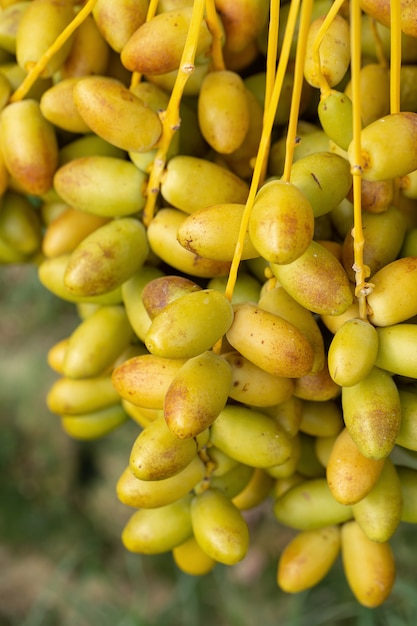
[191,488,249,566]
[304,15,350,88]
[327,318,379,387]
[367,257,417,327]
[47,375,120,415]
[172,535,216,576]
[277,525,341,593]
[92,0,149,53]
[375,324,417,378]
[60,403,128,440]
[142,275,201,320]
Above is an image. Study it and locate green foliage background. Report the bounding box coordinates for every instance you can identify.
[1,264,417,626]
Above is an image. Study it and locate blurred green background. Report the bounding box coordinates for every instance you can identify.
[1,263,417,626]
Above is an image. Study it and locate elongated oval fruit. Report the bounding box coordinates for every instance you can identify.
[177,203,259,262]
[327,318,379,387]
[60,14,109,79]
[60,403,128,440]
[164,351,232,438]
[191,488,249,566]
[92,0,149,52]
[342,367,401,460]
[210,404,292,469]
[73,76,162,153]
[396,389,417,451]
[359,0,417,38]
[248,180,314,264]
[209,462,254,500]
[47,375,120,415]
[121,7,212,74]
[122,494,193,554]
[277,525,341,593]
[299,400,343,438]
[326,427,385,506]
[341,520,395,608]
[226,302,314,378]
[198,70,250,154]
[0,99,58,195]
[273,477,352,530]
[367,257,417,327]
[258,281,325,374]
[53,156,147,218]
[348,112,417,181]
[38,254,123,305]
[0,189,42,256]
[16,0,74,77]
[352,458,402,543]
[40,78,91,134]
[145,289,234,359]
[129,415,208,481]
[112,354,187,409]
[232,468,274,510]
[63,305,133,379]
[64,217,149,297]
[304,15,350,88]
[160,156,249,214]
[222,351,294,408]
[147,208,232,278]
[397,466,417,523]
[121,266,165,342]
[289,151,352,218]
[42,208,109,259]
[271,241,353,316]
[318,90,354,151]
[116,456,206,509]
[172,536,216,576]
[375,324,417,378]
[142,275,201,319]
[344,63,390,128]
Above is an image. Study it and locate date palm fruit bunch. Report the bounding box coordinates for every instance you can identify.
[2,0,417,609]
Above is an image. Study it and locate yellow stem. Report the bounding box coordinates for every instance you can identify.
[142,0,206,227]
[282,0,313,183]
[205,0,225,71]
[129,0,160,89]
[224,0,301,303]
[10,0,99,103]
[350,0,369,321]
[390,0,401,114]
[311,0,346,97]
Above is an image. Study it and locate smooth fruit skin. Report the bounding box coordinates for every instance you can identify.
[225,302,314,378]
[342,367,401,460]
[327,318,379,387]
[396,389,417,451]
[93,0,149,53]
[341,520,396,608]
[191,488,249,566]
[304,15,350,88]
[277,525,341,593]
[145,289,234,359]
[366,257,417,327]
[64,218,149,297]
[122,494,193,555]
[172,536,216,576]
[326,428,385,506]
[60,403,128,440]
[164,351,232,438]
[248,180,314,264]
[375,324,417,379]
[210,404,292,469]
[47,375,120,415]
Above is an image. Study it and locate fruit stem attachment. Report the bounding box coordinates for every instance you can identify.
[282,0,313,182]
[9,0,99,103]
[311,0,347,98]
[142,0,206,227]
[224,0,302,303]
[205,0,225,71]
[130,0,160,89]
[350,0,370,321]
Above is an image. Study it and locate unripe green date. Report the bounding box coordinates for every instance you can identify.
[145,289,233,359]
[64,218,149,297]
[47,375,120,415]
[117,456,206,509]
[112,354,187,409]
[248,180,314,264]
[122,266,165,341]
[375,324,417,378]
[191,488,249,565]
[198,70,250,154]
[327,318,379,387]
[318,91,354,151]
[53,156,147,218]
[344,63,390,127]
[122,495,193,554]
[210,404,292,469]
[73,76,162,153]
[160,156,249,214]
[129,414,208,481]
[164,351,232,438]
[177,203,259,262]
[0,189,42,256]
[349,112,417,182]
[63,305,133,379]
[42,208,109,259]
[271,240,353,316]
[226,302,314,378]
[277,526,341,593]
[342,367,401,460]
[397,466,417,523]
[0,99,58,195]
[209,463,254,500]
[274,477,352,530]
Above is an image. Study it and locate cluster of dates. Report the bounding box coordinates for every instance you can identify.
[3,0,417,610]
